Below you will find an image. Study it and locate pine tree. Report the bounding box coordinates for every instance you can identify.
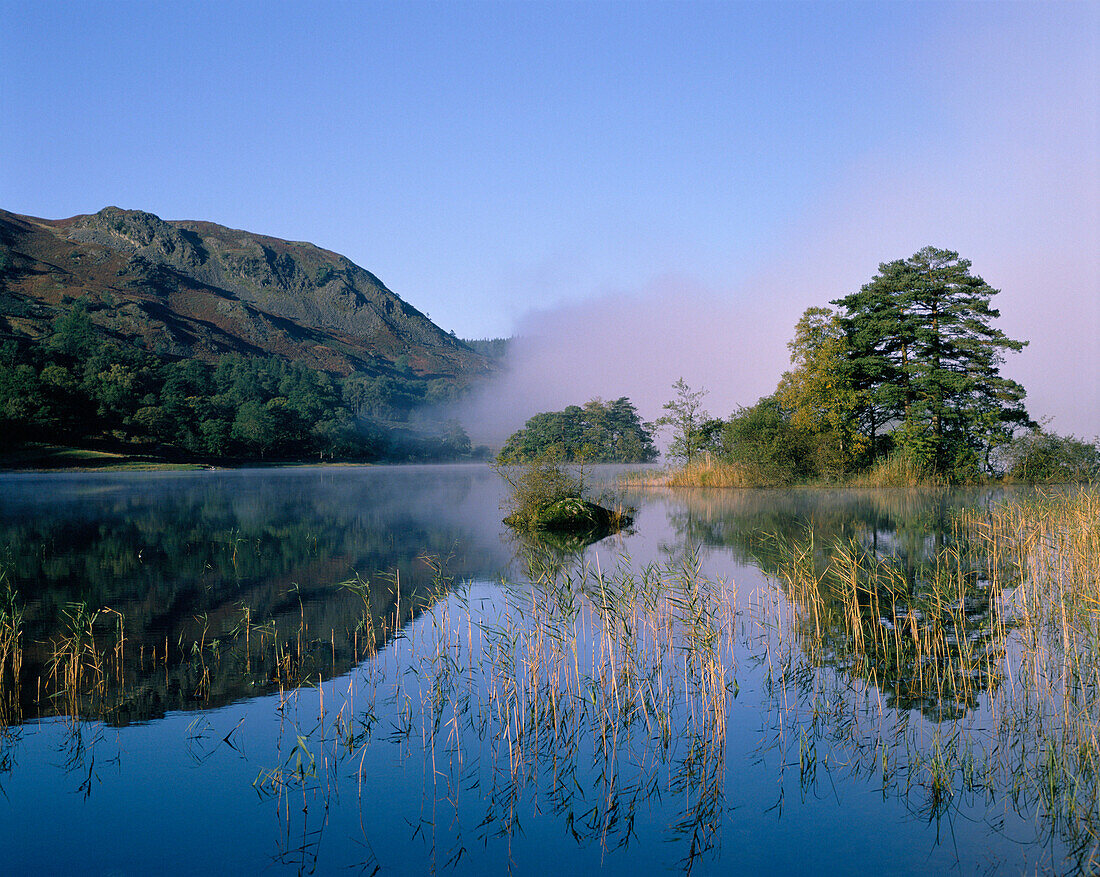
[833,247,1029,476]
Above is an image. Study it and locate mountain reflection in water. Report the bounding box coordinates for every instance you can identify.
[0,465,513,723]
[0,468,1088,876]
[0,473,1020,726]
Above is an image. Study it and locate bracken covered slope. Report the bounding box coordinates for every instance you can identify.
[0,206,492,383]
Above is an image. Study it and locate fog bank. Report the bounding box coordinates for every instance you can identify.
[459,275,806,449]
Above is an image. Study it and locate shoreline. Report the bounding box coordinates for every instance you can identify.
[0,442,492,473]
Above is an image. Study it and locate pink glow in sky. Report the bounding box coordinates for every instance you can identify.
[3,2,1096,436]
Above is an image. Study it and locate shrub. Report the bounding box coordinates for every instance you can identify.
[1003,428,1100,483]
[717,396,814,486]
[495,459,585,530]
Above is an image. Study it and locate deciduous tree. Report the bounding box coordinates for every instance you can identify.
[656,379,710,464]
[498,397,656,463]
[775,306,863,474]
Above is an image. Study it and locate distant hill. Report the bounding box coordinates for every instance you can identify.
[0,206,493,385]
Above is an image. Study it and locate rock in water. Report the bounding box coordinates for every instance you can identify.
[502,497,631,531]
[538,498,611,531]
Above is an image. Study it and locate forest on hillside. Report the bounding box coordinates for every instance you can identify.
[4,246,1097,481]
[0,305,485,464]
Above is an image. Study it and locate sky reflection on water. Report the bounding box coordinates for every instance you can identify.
[0,467,1073,875]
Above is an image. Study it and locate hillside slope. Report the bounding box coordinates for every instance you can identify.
[0,206,491,383]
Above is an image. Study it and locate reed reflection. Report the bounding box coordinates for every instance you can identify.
[0,466,512,724]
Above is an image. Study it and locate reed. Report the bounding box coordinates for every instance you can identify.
[5,487,1096,872]
[756,486,1100,872]
[0,565,23,725]
[846,452,947,488]
[46,602,123,720]
[245,547,741,871]
[243,486,1097,871]
[624,450,952,488]
[624,458,762,488]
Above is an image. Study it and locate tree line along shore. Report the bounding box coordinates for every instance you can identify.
[501,247,1099,486]
[3,245,1097,481]
[0,304,488,467]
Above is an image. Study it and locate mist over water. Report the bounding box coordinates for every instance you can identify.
[459,278,807,449]
[455,11,1099,449]
[4,466,1078,875]
[459,134,1099,451]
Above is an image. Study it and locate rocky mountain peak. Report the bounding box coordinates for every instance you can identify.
[0,206,492,384]
[68,206,209,268]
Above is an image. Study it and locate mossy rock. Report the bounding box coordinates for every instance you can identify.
[537,498,610,531]
[504,497,633,535]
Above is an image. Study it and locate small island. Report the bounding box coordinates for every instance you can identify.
[496,458,633,548]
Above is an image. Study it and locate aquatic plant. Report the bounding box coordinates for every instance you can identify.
[754,486,1100,873]
[246,546,740,872]
[495,457,586,530]
[0,563,23,725]
[45,602,127,721]
[4,484,1098,873]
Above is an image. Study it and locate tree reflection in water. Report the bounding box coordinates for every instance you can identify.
[660,486,1016,720]
[0,466,512,724]
[0,472,1095,875]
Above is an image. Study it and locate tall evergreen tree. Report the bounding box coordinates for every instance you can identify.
[833,247,1029,476]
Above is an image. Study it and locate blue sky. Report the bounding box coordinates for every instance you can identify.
[2,1,1097,435]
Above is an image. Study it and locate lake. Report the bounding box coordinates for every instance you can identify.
[0,465,1091,875]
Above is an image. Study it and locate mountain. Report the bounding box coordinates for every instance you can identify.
[0,206,492,384]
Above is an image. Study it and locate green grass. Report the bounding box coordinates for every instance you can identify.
[0,443,207,471]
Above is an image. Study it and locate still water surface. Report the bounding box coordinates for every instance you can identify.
[0,465,1069,874]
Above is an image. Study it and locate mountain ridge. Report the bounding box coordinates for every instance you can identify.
[0,206,492,385]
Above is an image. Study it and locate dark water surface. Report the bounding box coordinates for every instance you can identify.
[0,466,1070,874]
